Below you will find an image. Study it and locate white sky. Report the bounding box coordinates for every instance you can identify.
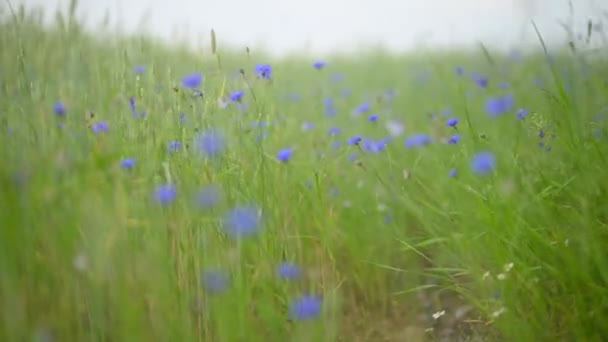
[13,0,607,56]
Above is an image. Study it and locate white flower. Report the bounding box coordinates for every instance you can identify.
[432,310,446,320]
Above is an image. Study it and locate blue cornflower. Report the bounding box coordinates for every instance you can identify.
[470,152,496,175]
[313,60,326,70]
[301,122,315,131]
[486,94,515,117]
[53,101,66,116]
[347,136,362,145]
[277,148,293,162]
[120,158,136,170]
[405,134,432,148]
[255,64,272,80]
[443,108,453,116]
[448,169,458,177]
[230,90,245,103]
[500,82,510,89]
[182,72,203,89]
[194,130,226,158]
[447,134,461,145]
[202,270,229,294]
[516,108,530,120]
[168,141,182,154]
[223,206,262,239]
[134,65,146,74]
[362,139,386,153]
[455,66,464,76]
[276,262,302,280]
[154,184,177,205]
[368,114,379,122]
[472,73,489,88]
[331,73,344,82]
[446,117,459,127]
[129,97,136,113]
[196,184,222,209]
[289,295,322,320]
[91,122,109,133]
[328,127,341,136]
[385,120,405,136]
[355,103,371,114]
[331,141,342,150]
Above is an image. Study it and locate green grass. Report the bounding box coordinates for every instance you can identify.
[2,4,608,342]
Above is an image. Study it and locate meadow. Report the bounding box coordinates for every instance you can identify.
[1,3,608,341]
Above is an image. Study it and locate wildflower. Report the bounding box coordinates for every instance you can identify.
[347,136,362,145]
[154,184,177,205]
[499,82,510,89]
[368,114,379,122]
[134,65,146,74]
[289,295,322,320]
[331,73,344,82]
[202,270,229,294]
[313,60,326,70]
[196,184,222,209]
[331,141,342,150]
[472,73,489,88]
[223,206,262,239]
[254,64,272,80]
[355,103,371,114]
[405,134,432,148]
[129,97,137,115]
[182,72,203,89]
[276,262,302,280]
[470,151,496,175]
[485,94,515,117]
[53,101,66,116]
[168,141,182,154]
[443,108,453,116]
[432,310,446,320]
[446,117,459,127]
[455,66,464,76]
[230,90,244,103]
[448,169,458,177]
[328,127,341,136]
[194,130,226,158]
[91,122,109,133]
[120,158,136,170]
[516,108,530,120]
[301,122,315,131]
[362,139,386,153]
[447,134,461,145]
[277,148,293,162]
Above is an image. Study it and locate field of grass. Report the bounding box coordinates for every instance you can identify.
[2,3,608,341]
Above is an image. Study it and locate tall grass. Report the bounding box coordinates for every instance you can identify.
[1,3,608,341]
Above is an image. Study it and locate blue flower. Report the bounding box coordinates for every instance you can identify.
[230,90,244,103]
[223,206,262,239]
[255,64,272,80]
[355,103,371,114]
[516,108,530,120]
[168,141,182,154]
[328,127,341,136]
[331,141,342,150]
[196,184,222,209]
[472,73,489,88]
[91,122,109,133]
[277,148,293,163]
[120,158,136,170]
[202,270,229,294]
[486,94,515,117]
[331,73,344,82]
[347,136,362,145]
[448,169,458,177]
[53,101,66,116]
[455,66,464,76]
[182,72,203,89]
[154,184,177,205]
[470,152,496,175]
[447,134,461,145]
[129,97,137,114]
[446,117,459,127]
[362,139,386,153]
[194,130,226,158]
[301,122,315,131]
[405,134,432,148]
[368,114,379,122]
[313,61,326,70]
[276,262,302,280]
[134,65,146,74]
[289,295,322,320]
[500,82,510,89]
